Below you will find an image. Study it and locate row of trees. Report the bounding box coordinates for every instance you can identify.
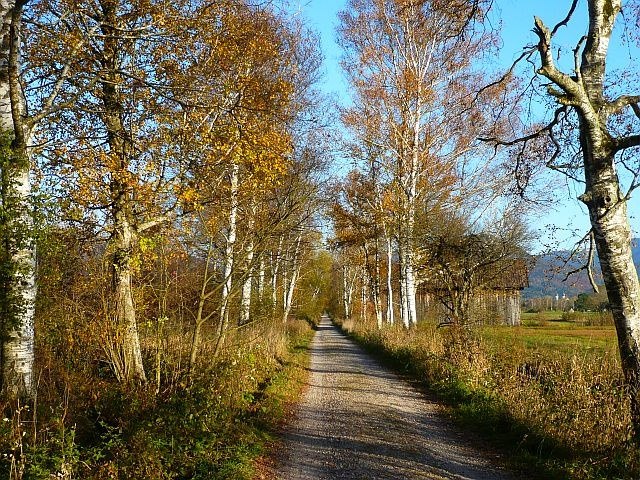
[329,0,640,443]
[0,0,327,400]
[329,0,529,328]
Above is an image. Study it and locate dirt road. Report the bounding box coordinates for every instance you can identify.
[275,316,518,480]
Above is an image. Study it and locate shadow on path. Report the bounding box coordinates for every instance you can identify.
[275,316,517,480]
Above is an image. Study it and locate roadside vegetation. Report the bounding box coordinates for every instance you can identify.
[0,1,331,477]
[335,312,637,480]
[0,315,314,479]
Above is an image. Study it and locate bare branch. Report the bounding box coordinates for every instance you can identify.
[587,231,599,293]
[573,35,586,79]
[533,16,580,97]
[614,134,640,152]
[479,106,566,146]
[136,215,170,234]
[604,95,640,117]
[551,0,579,37]
[562,228,599,292]
[474,47,536,101]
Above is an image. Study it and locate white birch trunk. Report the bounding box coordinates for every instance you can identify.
[342,265,350,319]
[271,236,283,311]
[373,239,383,328]
[385,234,395,325]
[0,2,35,397]
[258,256,265,301]
[398,237,409,328]
[281,249,289,311]
[239,217,254,326]
[532,0,640,438]
[360,270,367,321]
[214,162,239,356]
[405,253,418,327]
[282,234,302,324]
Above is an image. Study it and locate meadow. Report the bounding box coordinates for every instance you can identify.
[484,311,618,356]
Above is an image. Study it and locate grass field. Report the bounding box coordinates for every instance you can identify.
[481,311,618,357]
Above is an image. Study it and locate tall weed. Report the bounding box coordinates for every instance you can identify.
[344,318,637,479]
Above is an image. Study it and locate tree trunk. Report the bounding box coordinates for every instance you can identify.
[583,152,640,439]
[385,234,394,325]
[271,235,283,311]
[360,271,367,321]
[189,239,214,372]
[112,206,146,382]
[258,256,265,301]
[282,234,302,324]
[99,0,146,383]
[342,265,350,319]
[239,216,255,326]
[0,165,36,398]
[0,2,35,398]
[214,162,239,356]
[405,252,418,326]
[281,250,288,311]
[370,240,383,328]
[398,236,409,328]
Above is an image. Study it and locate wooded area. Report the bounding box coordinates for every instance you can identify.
[0,0,639,478]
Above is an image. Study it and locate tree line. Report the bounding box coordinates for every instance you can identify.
[327,0,640,443]
[0,0,327,403]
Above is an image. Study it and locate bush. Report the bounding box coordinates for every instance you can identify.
[562,310,613,326]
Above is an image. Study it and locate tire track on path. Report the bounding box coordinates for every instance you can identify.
[275,316,519,480]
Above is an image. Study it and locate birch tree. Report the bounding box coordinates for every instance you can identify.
[488,0,640,440]
[0,0,100,396]
[0,0,35,398]
[338,0,495,328]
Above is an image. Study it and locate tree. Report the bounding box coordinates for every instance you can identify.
[419,211,529,326]
[574,287,609,312]
[338,0,498,328]
[28,0,202,383]
[0,0,35,398]
[488,0,640,440]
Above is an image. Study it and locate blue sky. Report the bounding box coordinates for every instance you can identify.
[289,0,640,251]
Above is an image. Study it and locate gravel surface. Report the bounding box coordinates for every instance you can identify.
[275,316,518,480]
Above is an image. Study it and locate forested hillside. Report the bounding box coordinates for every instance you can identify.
[524,239,640,298]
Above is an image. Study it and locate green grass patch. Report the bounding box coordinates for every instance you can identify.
[481,323,618,357]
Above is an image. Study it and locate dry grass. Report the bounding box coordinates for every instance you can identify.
[0,312,315,480]
[343,317,638,479]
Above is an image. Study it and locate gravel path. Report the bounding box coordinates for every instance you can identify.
[275,316,518,480]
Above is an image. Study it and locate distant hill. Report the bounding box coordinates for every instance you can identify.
[523,238,640,299]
